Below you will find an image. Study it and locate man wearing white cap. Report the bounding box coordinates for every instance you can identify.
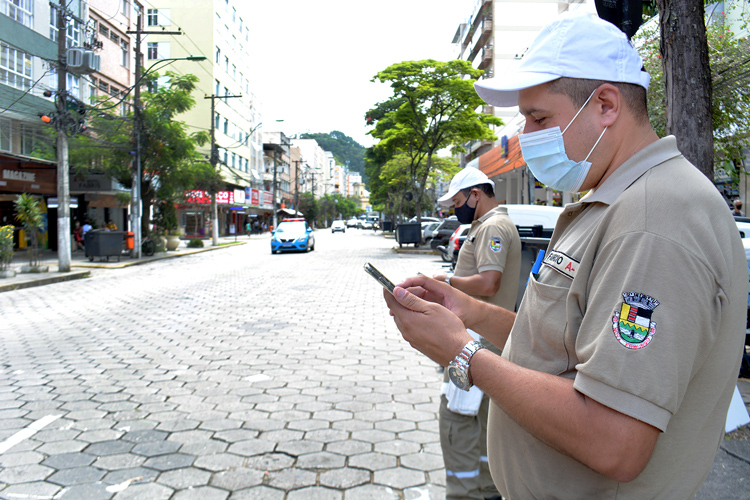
[384,11,747,499]
[434,167,520,500]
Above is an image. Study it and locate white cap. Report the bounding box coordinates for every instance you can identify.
[438,167,494,206]
[474,12,650,107]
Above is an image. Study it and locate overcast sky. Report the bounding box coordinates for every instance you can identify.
[243,0,474,148]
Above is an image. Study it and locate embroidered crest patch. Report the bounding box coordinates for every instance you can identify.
[611,292,659,349]
[489,237,502,252]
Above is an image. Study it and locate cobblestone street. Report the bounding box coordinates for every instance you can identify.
[0,230,450,500]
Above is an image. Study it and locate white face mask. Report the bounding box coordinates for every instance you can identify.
[518,90,607,193]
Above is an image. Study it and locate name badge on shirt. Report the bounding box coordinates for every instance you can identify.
[542,249,579,280]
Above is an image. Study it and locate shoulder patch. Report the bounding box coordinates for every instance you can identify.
[489,237,503,252]
[611,292,659,349]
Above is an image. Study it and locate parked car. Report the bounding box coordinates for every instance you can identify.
[422,222,440,243]
[331,220,346,233]
[357,220,373,229]
[271,218,315,253]
[430,218,462,254]
[346,218,359,228]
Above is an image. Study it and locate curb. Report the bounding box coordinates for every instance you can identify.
[0,241,246,291]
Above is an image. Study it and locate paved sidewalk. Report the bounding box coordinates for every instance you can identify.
[0,235,261,292]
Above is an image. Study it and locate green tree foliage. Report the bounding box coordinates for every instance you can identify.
[635,7,750,182]
[297,192,320,226]
[36,72,218,235]
[300,131,366,178]
[316,193,362,227]
[367,59,502,222]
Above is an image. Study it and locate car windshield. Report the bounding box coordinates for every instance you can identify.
[276,221,307,236]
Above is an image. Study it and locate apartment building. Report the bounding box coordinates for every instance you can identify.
[291,138,326,199]
[143,0,265,236]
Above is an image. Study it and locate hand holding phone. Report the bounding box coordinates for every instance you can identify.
[364,262,396,295]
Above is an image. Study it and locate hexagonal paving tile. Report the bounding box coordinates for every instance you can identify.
[245,452,295,472]
[374,467,426,490]
[42,452,96,469]
[131,440,181,457]
[399,452,444,472]
[85,440,135,456]
[109,482,173,499]
[227,439,276,457]
[193,452,244,472]
[229,485,285,500]
[319,467,371,489]
[304,429,349,443]
[325,440,371,457]
[0,451,45,467]
[344,483,401,500]
[102,466,159,486]
[286,419,330,432]
[210,467,265,490]
[178,439,227,455]
[56,481,113,500]
[47,466,106,486]
[348,451,398,472]
[265,467,317,490]
[296,451,346,470]
[121,429,168,443]
[374,439,421,456]
[213,429,258,443]
[143,453,195,471]
[171,485,229,500]
[285,486,342,500]
[350,429,395,444]
[0,481,61,500]
[158,467,211,489]
[0,464,54,484]
[275,439,323,457]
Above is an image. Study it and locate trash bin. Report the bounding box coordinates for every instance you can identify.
[395,222,422,247]
[124,231,134,250]
[381,220,393,232]
[84,230,125,262]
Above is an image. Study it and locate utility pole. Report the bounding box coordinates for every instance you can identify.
[126,25,182,258]
[55,0,71,272]
[204,93,241,246]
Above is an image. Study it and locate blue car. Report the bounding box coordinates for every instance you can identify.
[271,218,315,254]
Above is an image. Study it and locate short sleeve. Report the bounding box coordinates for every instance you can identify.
[473,217,514,275]
[572,231,722,431]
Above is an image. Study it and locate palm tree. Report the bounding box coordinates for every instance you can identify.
[14,194,44,268]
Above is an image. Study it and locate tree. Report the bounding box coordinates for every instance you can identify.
[367,59,502,224]
[14,194,44,268]
[297,192,320,227]
[655,0,714,178]
[636,3,750,183]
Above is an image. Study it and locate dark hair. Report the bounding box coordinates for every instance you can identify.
[546,77,649,123]
[461,183,494,199]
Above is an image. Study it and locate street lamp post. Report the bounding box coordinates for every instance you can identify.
[130,53,206,258]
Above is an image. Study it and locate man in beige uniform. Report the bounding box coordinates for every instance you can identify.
[434,167,521,500]
[383,11,748,500]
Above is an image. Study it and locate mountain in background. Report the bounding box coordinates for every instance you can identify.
[300,131,367,185]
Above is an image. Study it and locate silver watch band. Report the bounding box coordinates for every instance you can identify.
[446,275,452,286]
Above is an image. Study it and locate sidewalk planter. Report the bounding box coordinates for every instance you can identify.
[20,265,48,273]
[166,234,180,251]
[0,269,15,278]
[0,225,13,276]
[395,222,422,247]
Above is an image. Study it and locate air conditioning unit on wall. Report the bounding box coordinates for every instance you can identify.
[67,48,100,74]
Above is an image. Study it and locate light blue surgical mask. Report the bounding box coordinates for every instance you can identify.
[518,90,607,193]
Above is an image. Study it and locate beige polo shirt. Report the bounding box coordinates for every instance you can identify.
[454,206,521,312]
[488,136,748,499]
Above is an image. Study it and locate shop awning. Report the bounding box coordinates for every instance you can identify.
[479,134,525,179]
[277,208,303,217]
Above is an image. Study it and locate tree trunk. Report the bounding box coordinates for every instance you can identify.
[657,0,713,179]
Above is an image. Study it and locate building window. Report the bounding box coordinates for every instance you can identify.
[110,31,120,44]
[20,124,35,156]
[98,23,109,38]
[215,46,220,63]
[50,5,81,47]
[121,0,129,17]
[232,64,236,81]
[223,118,228,135]
[223,87,229,102]
[121,40,129,67]
[98,80,109,94]
[231,152,236,168]
[0,42,32,91]
[215,79,220,96]
[147,42,171,61]
[215,113,220,130]
[0,119,10,152]
[2,0,33,28]
[147,8,158,26]
[224,55,229,73]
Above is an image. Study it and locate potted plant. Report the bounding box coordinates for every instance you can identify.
[14,194,48,273]
[0,225,15,278]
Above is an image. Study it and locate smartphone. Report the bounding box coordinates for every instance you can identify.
[364,262,396,295]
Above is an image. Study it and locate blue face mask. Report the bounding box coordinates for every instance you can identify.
[518,90,607,193]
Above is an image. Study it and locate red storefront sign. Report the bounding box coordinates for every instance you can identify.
[184,190,235,204]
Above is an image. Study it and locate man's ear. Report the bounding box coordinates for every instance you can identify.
[595,84,621,128]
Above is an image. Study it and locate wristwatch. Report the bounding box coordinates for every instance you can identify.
[447,340,485,391]
[445,275,452,286]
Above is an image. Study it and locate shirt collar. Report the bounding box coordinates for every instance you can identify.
[580,136,683,206]
[477,205,507,224]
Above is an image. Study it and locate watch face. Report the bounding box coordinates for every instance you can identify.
[448,365,471,391]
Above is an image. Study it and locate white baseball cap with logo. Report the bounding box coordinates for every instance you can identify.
[438,167,494,206]
[474,12,650,107]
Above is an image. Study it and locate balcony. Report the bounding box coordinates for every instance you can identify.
[468,20,493,62]
[478,46,493,71]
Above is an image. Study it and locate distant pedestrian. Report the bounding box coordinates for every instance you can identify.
[732,199,743,217]
[73,221,84,251]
